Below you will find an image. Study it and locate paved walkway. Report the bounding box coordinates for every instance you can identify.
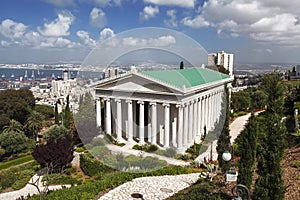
[0,174,71,200]
[196,112,252,163]
[99,173,201,200]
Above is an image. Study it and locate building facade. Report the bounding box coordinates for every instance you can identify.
[94,67,233,153]
[208,51,234,76]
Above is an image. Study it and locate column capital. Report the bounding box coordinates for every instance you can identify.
[137,100,144,105]
[103,98,110,102]
[176,104,183,108]
[125,99,132,104]
[149,102,157,106]
[115,98,121,103]
[184,102,190,106]
[162,103,170,107]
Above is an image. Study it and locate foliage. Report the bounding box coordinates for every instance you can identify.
[167,179,231,200]
[42,173,80,185]
[11,169,35,190]
[25,110,45,139]
[237,114,258,188]
[132,144,143,150]
[63,95,72,129]
[217,85,231,173]
[75,146,86,153]
[54,101,59,125]
[0,155,33,170]
[2,119,23,134]
[253,73,286,200]
[0,89,35,128]
[42,124,69,142]
[164,148,177,158]
[145,144,158,152]
[0,130,31,157]
[80,154,114,177]
[32,137,74,169]
[35,104,54,120]
[180,61,184,69]
[292,161,300,168]
[0,161,36,192]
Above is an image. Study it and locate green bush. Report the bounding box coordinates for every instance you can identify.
[42,174,80,185]
[65,167,76,175]
[132,144,143,150]
[146,144,158,152]
[80,154,114,177]
[164,148,177,158]
[11,169,35,190]
[75,147,86,153]
[117,143,126,147]
[0,161,36,192]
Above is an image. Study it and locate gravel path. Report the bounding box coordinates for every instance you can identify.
[0,174,71,200]
[99,173,201,200]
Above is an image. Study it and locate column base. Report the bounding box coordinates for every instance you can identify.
[194,136,201,144]
[177,147,186,154]
[117,137,126,144]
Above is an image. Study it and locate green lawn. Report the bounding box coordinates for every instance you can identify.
[0,155,34,171]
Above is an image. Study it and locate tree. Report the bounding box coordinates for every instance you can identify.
[253,73,286,200]
[237,114,257,188]
[54,101,59,125]
[0,130,31,157]
[42,124,69,142]
[180,61,184,69]
[32,137,74,169]
[26,111,45,140]
[35,104,54,120]
[2,119,23,134]
[63,95,72,129]
[216,85,231,173]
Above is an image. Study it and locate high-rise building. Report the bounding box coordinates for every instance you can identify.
[208,51,234,76]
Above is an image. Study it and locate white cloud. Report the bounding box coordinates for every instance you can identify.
[122,35,176,47]
[90,7,106,27]
[140,5,159,21]
[0,19,27,40]
[100,28,115,40]
[182,15,209,28]
[0,40,10,47]
[94,0,122,7]
[144,0,194,8]
[164,9,178,27]
[38,10,74,37]
[43,0,75,7]
[77,30,96,47]
[187,0,300,46]
[40,37,78,48]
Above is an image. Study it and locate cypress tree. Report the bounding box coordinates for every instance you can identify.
[64,95,72,129]
[180,61,184,69]
[253,73,286,200]
[237,114,257,188]
[217,85,231,173]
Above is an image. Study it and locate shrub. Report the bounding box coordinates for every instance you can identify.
[75,147,86,153]
[146,144,158,152]
[164,148,177,158]
[117,143,126,147]
[11,169,35,190]
[132,144,143,150]
[80,154,114,177]
[0,155,34,170]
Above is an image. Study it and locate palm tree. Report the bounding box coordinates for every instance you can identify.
[26,111,45,141]
[3,119,23,133]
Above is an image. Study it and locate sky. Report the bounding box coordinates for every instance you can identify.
[1,0,300,64]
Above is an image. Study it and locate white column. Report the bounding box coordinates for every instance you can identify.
[105,98,111,135]
[115,99,122,142]
[126,100,133,142]
[183,103,189,147]
[197,98,201,135]
[193,99,198,141]
[172,118,177,147]
[188,102,193,145]
[150,102,157,145]
[163,103,170,148]
[138,101,145,145]
[176,104,184,153]
[205,95,209,133]
[96,98,101,128]
[200,97,204,136]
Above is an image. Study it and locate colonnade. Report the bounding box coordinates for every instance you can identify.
[96,89,224,152]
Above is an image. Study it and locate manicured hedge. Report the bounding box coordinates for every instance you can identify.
[0,155,34,170]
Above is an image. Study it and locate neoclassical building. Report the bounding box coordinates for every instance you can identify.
[94,67,233,153]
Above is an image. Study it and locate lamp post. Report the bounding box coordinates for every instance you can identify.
[222,148,251,200]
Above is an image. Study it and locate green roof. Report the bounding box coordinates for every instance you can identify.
[140,67,230,89]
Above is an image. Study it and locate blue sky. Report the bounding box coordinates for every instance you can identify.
[0,0,300,64]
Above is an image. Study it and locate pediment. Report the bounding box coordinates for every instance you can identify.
[95,73,182,94]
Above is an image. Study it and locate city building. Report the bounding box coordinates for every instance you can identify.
[208,51,234,76]
[51,70,76,97]
[94,67,233,153]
